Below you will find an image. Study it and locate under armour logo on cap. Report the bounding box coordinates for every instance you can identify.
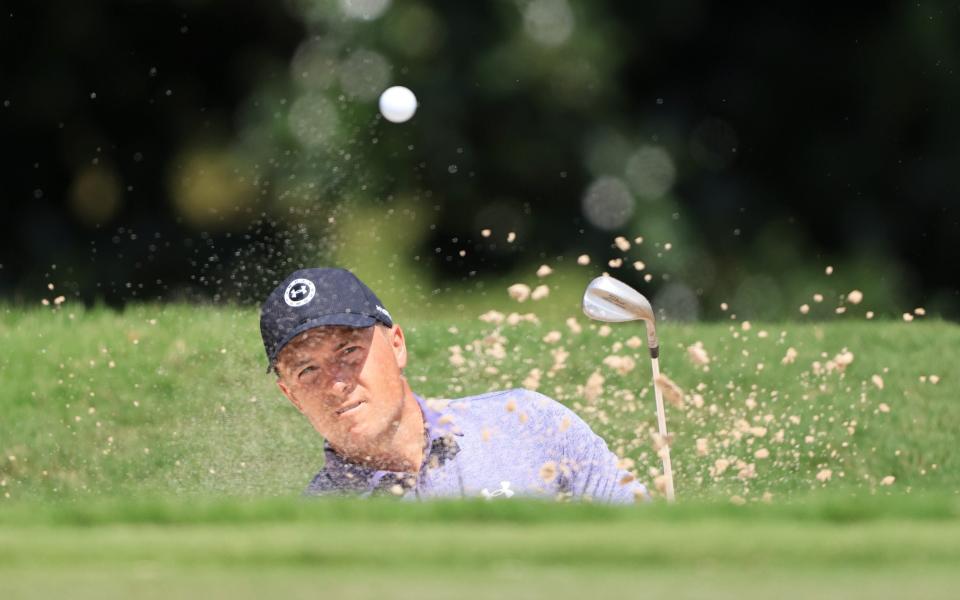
[260,268,394,373]
[284,279,316,307]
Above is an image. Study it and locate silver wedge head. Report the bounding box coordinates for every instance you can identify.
[582,275,659,355]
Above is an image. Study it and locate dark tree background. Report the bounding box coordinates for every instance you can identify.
[1,0,957,317]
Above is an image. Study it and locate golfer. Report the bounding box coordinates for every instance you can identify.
[260,267,649,503]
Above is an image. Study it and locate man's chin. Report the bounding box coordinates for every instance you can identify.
[333,425,385,455]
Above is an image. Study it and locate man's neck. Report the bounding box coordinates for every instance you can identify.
[339,379,425,473]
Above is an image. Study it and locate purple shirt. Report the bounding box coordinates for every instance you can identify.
[305,388,649,503]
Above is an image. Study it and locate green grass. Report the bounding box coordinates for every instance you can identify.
[1,304,958,597]
[1,303,956,501]
[1,496,960,599]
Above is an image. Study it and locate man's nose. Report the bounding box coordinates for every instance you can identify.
[331,379,351,397]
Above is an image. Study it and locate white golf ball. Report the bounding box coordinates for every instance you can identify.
[378,86,418,123]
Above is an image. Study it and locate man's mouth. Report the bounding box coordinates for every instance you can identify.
[336,400,365,416]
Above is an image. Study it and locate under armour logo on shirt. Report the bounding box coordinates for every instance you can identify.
[481,481,514,499]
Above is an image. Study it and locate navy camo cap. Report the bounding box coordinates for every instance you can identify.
[260,268,394,373]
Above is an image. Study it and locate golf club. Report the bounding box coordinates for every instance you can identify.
[582,275,676,502]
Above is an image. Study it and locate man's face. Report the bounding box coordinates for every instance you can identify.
[275,324,408,455]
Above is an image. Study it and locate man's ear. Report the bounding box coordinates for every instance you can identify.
[277,378,304,413]
[389,325,408,370]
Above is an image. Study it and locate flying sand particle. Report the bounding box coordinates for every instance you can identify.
[540,461,558,483]
[696,438,709,456]
[654,475,669,495]
[603,355,636,375]
[654,373,684,408]
[584,371,605,403]
[687,341,710,366]
[781,347,798,364]
[479,310,505,324]
[507,283,531,302]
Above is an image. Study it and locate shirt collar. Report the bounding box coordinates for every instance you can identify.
[320,391,463,493]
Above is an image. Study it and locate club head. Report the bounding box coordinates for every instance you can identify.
[582,275,659,355]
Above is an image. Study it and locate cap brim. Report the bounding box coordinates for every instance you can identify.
[266,313,378,373]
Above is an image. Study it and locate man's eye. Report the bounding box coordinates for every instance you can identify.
[299,366,317,378]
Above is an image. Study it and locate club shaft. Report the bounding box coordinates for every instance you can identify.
[649,355,676,502]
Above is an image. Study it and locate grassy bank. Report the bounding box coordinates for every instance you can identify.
[1,304,956,501]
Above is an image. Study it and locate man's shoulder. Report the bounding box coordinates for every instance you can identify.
[435,387,565,412]
[430,387,573,433]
